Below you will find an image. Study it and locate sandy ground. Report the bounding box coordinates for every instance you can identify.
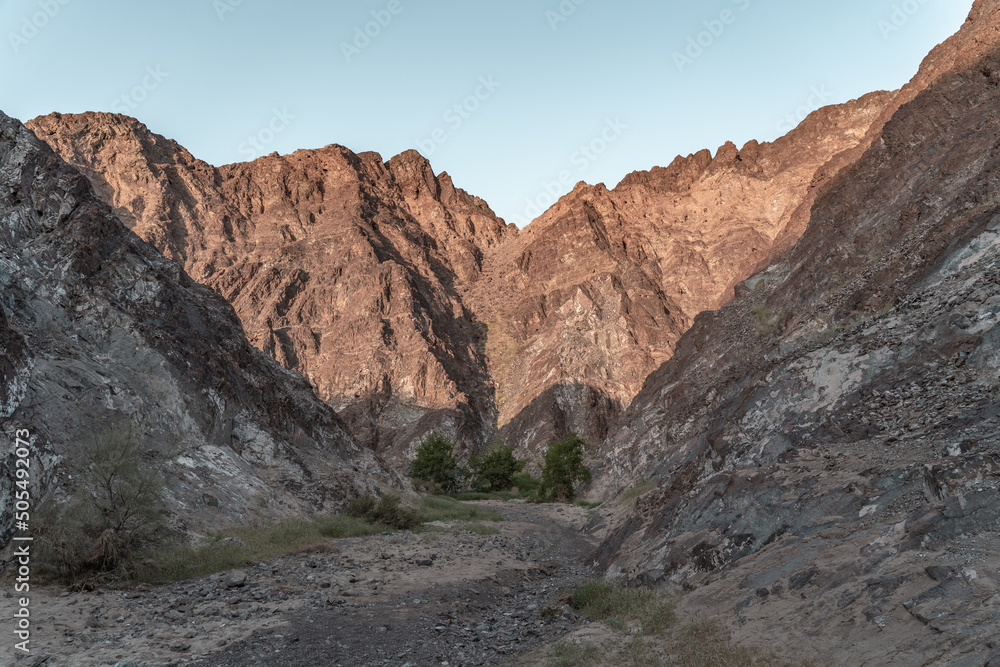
[2,501,603,667]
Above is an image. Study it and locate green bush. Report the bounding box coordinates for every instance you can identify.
[538,433,592,501]
[407,431,464,494]
[36,416,167,581]
[469,445,526,492]
[345,494,422,530]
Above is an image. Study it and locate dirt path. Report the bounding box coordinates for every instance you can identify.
[3,501,602,667]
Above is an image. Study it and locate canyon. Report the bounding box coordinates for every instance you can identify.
[1,1,999,664]
[26,84,890,466]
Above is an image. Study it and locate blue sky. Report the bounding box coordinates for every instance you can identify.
[0,0,974,227]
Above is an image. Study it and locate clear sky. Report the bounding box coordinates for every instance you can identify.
[0,0,975,227]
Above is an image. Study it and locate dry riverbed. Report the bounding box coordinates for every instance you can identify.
[3,501,607,667]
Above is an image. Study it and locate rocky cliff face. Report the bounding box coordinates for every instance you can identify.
[589,2,1000,663]
[27,114,511,468]
[29,90,891,467]
[469,91,893,455]
[0,111,396,551]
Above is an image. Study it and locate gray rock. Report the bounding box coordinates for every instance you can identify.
[225,571,249,589]
[925,565,954,581]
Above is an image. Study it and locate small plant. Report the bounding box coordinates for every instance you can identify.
[512,472,540,496]
[574,500,602,510]
[407,431,464,494]
[454,522,501,535]
[137,514,388,584]
[752,304,779,336]
[570,579,676,635]
[345,494,422,530]
[622,480,656,503]
[418,495,502,523]
[469,444,526,492]
[36,416,168,582]
[538,433,592,502]
[545,641,604,667]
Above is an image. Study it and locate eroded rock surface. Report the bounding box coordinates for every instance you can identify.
[469,91,892,455]
[26,115,511,468]
[0,111,396,550]
[29,89,892,465]
[591,2,1000,663]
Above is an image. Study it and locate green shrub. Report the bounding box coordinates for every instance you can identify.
[36,416,167,582]
[345,494,422,530]
[469,445,526,492]
[344,494,378,518]
[538,433,592,501]
[407,431,464,494]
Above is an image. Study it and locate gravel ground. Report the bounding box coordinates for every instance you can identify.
[4,501,601,667]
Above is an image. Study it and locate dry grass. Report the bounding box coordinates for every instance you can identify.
[522,582,814,667]
[138,496,500,584]
[137,514,389,583]
[571,580,677,635]
[621,481,656,503]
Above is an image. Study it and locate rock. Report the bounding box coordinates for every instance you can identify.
[225,571,249,589]
[925,565,955,581]
[27,87,888,467]
[26,113,508,466]
[591,1,1000,663]
[218,537,249,549]
[0,111,396,549]
[14,656,50,667]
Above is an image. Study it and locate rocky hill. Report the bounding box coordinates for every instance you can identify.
[28,88,892,466]
[469,91,893,455]
[0,111,396,551]
[27,114,512,468]
[588,2,1000,663]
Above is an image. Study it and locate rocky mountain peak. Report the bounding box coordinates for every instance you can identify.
[1,110,396,549]
[584,4,1000,662]
[27,82,894,465]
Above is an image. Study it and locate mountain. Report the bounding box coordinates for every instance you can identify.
[26,114,512,468]
[0,111,396,550]
[588,2,1000,662]
[27,89,891,467]
[468,91,893,454]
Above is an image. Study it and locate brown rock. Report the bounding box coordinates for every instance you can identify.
[27,114,511,467]
[589,2,1000,662]
[468,91,893,455]
[0,110,395,547]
